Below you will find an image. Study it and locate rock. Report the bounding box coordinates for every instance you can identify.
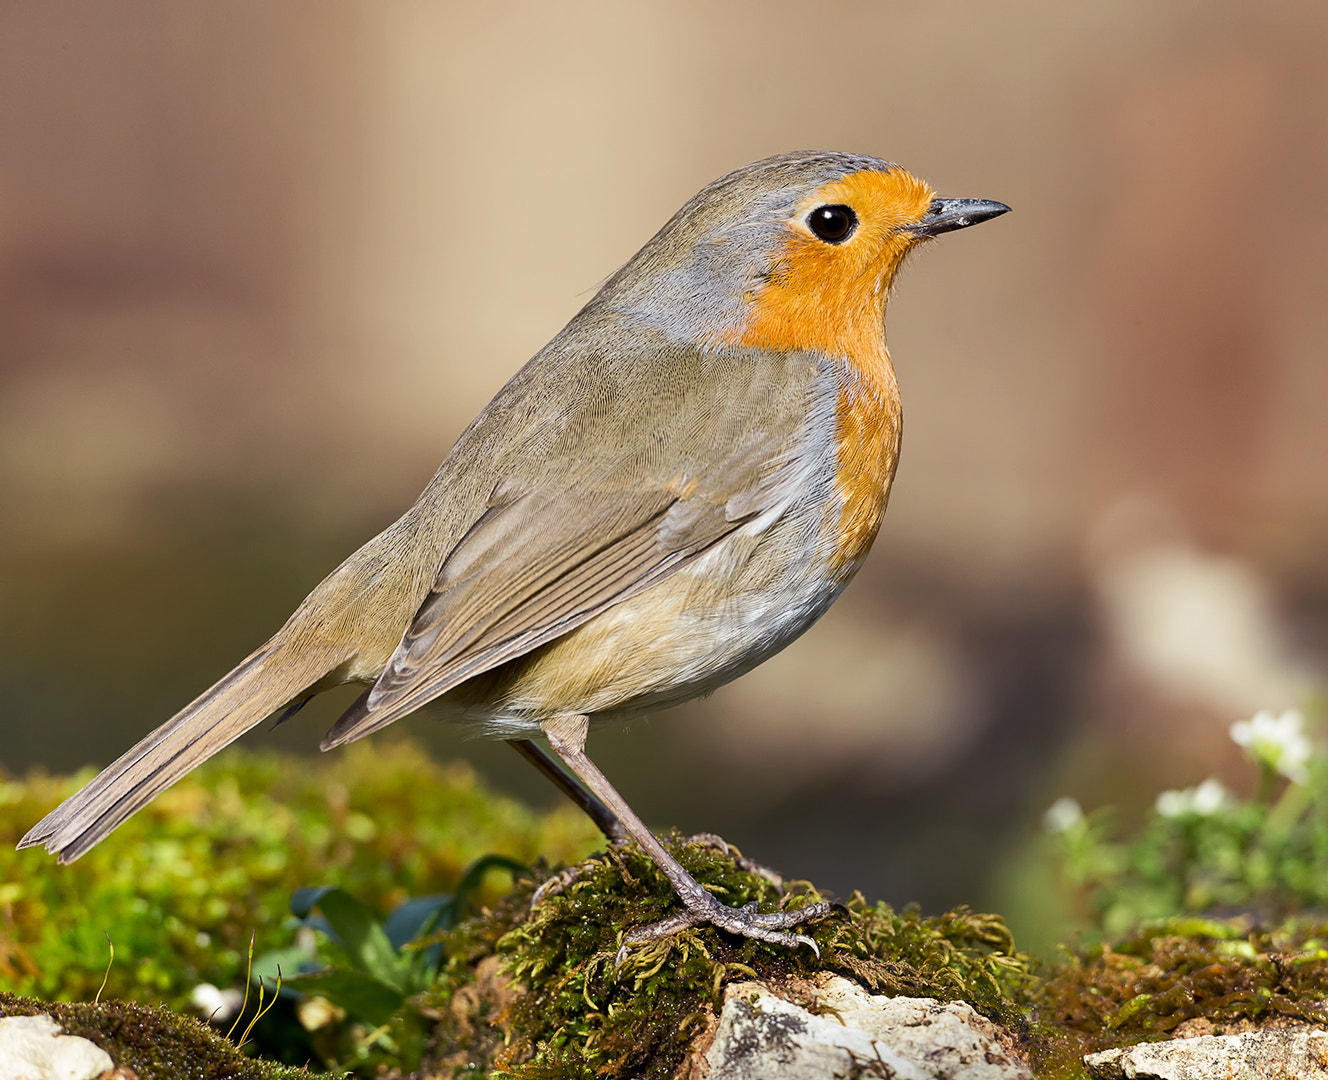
[687,974,1031,1079]
[0,1013,115,1080]
[1083,1029,1328,1079]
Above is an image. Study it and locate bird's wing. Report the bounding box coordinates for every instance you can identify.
[320,485,741,747]
[321,343,827,749]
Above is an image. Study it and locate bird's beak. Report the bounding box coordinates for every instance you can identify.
[907,197,1011,238]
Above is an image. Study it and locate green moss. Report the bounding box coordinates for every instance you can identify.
[1029,917,1328,1077]
[0,990,337,1078]
[28,744,1328,1077]
[414,835,1032,1079]
[0,741,601,1008]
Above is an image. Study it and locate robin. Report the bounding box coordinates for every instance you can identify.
[21,151,1008,951]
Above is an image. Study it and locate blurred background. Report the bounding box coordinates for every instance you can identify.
[2,0,1325,949]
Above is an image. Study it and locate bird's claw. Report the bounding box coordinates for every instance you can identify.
[531,862,594,908]
[614,895,843,969]
[531,837,635,909]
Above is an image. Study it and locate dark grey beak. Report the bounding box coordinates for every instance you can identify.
[908,197,1011,238]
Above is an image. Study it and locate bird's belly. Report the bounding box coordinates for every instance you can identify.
[441,520,848,736]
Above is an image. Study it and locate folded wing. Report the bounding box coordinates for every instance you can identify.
[321,483,745,747]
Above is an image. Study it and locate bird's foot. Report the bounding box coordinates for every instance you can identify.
[683,832,786,893]
[530,864,586,909]
[616,893,847,967]
[535,834,783,910]
[530,836,633,909]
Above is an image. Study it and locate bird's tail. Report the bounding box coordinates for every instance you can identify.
[17,641,349,863]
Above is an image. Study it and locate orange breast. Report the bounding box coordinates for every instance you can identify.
[831,364,902,573]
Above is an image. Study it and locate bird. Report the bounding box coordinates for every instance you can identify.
[20,151,1009,951]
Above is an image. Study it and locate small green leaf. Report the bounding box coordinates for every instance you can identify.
[303,888,406,989]
[290,886,336,920]
[383,893,453,950]
[1159,917,1242,941]
[1105,992,1155,1030]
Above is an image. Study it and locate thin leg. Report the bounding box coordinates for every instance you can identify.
[541,714,841,954]
[508,738,625,843]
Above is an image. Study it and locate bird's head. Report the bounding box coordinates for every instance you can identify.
[597,151,1009,369]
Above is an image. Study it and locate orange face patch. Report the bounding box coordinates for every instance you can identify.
[713,167,935,383]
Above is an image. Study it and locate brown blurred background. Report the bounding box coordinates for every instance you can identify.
[2,1,1325,948]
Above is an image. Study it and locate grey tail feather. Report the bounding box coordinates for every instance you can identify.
[320,688,377,751]
[18,644,348,864]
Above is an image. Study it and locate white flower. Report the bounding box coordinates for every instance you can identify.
[1230,708,1312,784]
[1156,778,1229,818]
[1155,789,1188,818]
[1192,777,1229,814]
[190,982,245,1023]
[1043,796,1084,833]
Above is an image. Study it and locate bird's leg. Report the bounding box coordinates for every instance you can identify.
[541,714,842,955]
[508,738,625,843]
[508,736,626,909]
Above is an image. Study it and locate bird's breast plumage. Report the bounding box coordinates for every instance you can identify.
[828,356,902,574]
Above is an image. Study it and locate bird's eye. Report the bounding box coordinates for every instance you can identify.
[807,204,857,244]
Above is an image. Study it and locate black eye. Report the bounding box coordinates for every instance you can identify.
[807,204,857,243]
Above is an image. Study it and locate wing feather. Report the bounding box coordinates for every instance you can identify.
[320,488,738,748]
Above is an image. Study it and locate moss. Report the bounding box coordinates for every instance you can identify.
[413,834,1032,1079]
[0,990,338,1078]
[27,748,1328,1076]
[410,845,1328,1079]
[1028,916,1328,1077]
[22,808,1326,1077]
[0,741,600,1008]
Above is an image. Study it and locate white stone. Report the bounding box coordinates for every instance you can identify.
[1084,1029,1328,1079]
[0,1013,114,1080]
[694,976,1030,1080]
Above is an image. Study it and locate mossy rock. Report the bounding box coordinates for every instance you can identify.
[1029,917,1328,1077]
[408,835,1033,1079]
[404,850,1328,1078]
[0,990,339,1078]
